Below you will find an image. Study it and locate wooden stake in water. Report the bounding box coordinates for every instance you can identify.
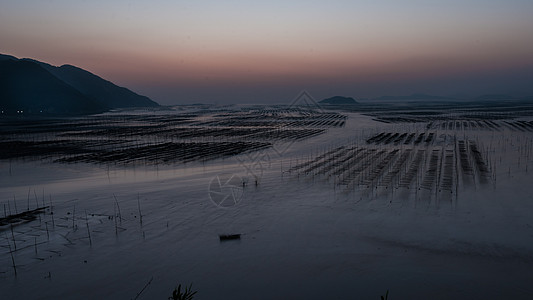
[5,233,17,277]
[85,210,92,246]
[137,194,143,226]
[114,204,118,236]
[113,194,122,224]
[27,188,31,211]
[49,195,55,228]
[10,224,16,251]
[13,195,17,214]
[45,221,50,241]
[72,205,76,229]
[133,276,153,300]
[34,190,39,210]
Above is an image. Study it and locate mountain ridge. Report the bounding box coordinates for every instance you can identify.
[0,54,158,115]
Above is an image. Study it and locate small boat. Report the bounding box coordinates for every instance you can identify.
[219,234,241,241]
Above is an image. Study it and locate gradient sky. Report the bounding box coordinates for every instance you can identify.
[1,0,533,104]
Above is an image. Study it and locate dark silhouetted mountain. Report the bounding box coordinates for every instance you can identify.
[0,59,105,114]
[0,54,18,61]
[373,93,454,101]
[34,62,158,109]
[0,54,158,115]
[319,96,358,105]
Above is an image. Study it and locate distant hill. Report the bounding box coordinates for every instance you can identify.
[319,96,358,105]
[371,93,532,102]
[474,94,519,101]
[372,93,453,101]
[0,54,158,115]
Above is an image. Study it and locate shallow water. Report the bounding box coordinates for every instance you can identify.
[2,108,533,299]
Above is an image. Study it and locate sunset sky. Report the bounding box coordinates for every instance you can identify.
[2,0,533,104]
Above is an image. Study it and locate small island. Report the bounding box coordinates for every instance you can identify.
[319,96,358,105]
